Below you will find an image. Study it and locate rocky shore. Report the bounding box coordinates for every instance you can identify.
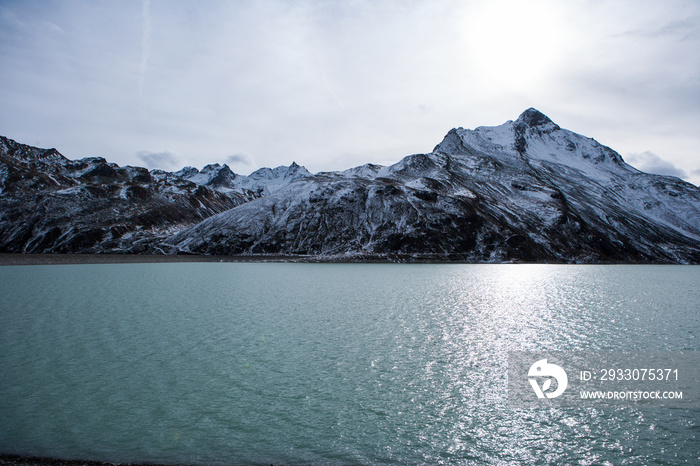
[0,253,301,266]
[0,455,171,466]
[0,252,525,266]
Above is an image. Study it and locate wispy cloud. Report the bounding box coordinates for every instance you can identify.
[614,18,699,40]
[0,7,25,28]
[626,151,688,179]
[139,0,151,97]
[322,72,347,114]
[224,153,254,169]
[41,21,65,35]
[136,150,184,171]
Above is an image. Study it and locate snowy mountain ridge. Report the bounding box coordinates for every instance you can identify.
[1,108,699,262]
[435,108,699,240]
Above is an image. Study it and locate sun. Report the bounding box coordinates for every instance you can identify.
[462,0,570,91]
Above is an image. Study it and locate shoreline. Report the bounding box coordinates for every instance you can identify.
[0,252,430,266]
[0,252,507,266]
[0,252,306,266]
[0,253,689,266]
[0,454,173,466]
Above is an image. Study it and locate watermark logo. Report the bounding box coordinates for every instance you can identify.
[509,352,698,408]
[528,358,568,399]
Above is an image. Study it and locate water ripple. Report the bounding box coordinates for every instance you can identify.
[0,263,698,464]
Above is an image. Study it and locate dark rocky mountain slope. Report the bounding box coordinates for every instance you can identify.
[2,108,699,262]
[0,137,252,253]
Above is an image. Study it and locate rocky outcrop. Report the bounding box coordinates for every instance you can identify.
[0,136,251,253]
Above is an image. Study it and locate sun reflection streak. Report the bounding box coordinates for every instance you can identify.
[409,264,659,463]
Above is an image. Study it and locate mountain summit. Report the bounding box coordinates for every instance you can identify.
[1,110,699,263]
[515,107,557,128]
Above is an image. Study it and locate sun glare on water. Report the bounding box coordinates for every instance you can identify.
[462,0,570,91]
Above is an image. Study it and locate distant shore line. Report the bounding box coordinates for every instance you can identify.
[0,253,688,266]
[0,252,307,266]
[0,454,173,466]
[0,252,489,266]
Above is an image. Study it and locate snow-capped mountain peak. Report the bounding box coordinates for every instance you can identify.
[435,108,626,176]
[1,109,698,262]
[164,108,699,262]
[515,107,559,129]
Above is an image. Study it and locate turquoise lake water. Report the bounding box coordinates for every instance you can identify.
[0,263,698,464]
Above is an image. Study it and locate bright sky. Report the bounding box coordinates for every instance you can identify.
[1,0,698,184]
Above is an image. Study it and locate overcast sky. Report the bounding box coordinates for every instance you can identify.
[1,0,698,184]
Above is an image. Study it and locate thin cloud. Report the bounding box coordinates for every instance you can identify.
[41,21,65,34]
[626,151,688,179]
[614,18,699,39]
[136,150,184,171]
[224,153,254,169]
[0,7,25,28]
[139,0,150,96]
